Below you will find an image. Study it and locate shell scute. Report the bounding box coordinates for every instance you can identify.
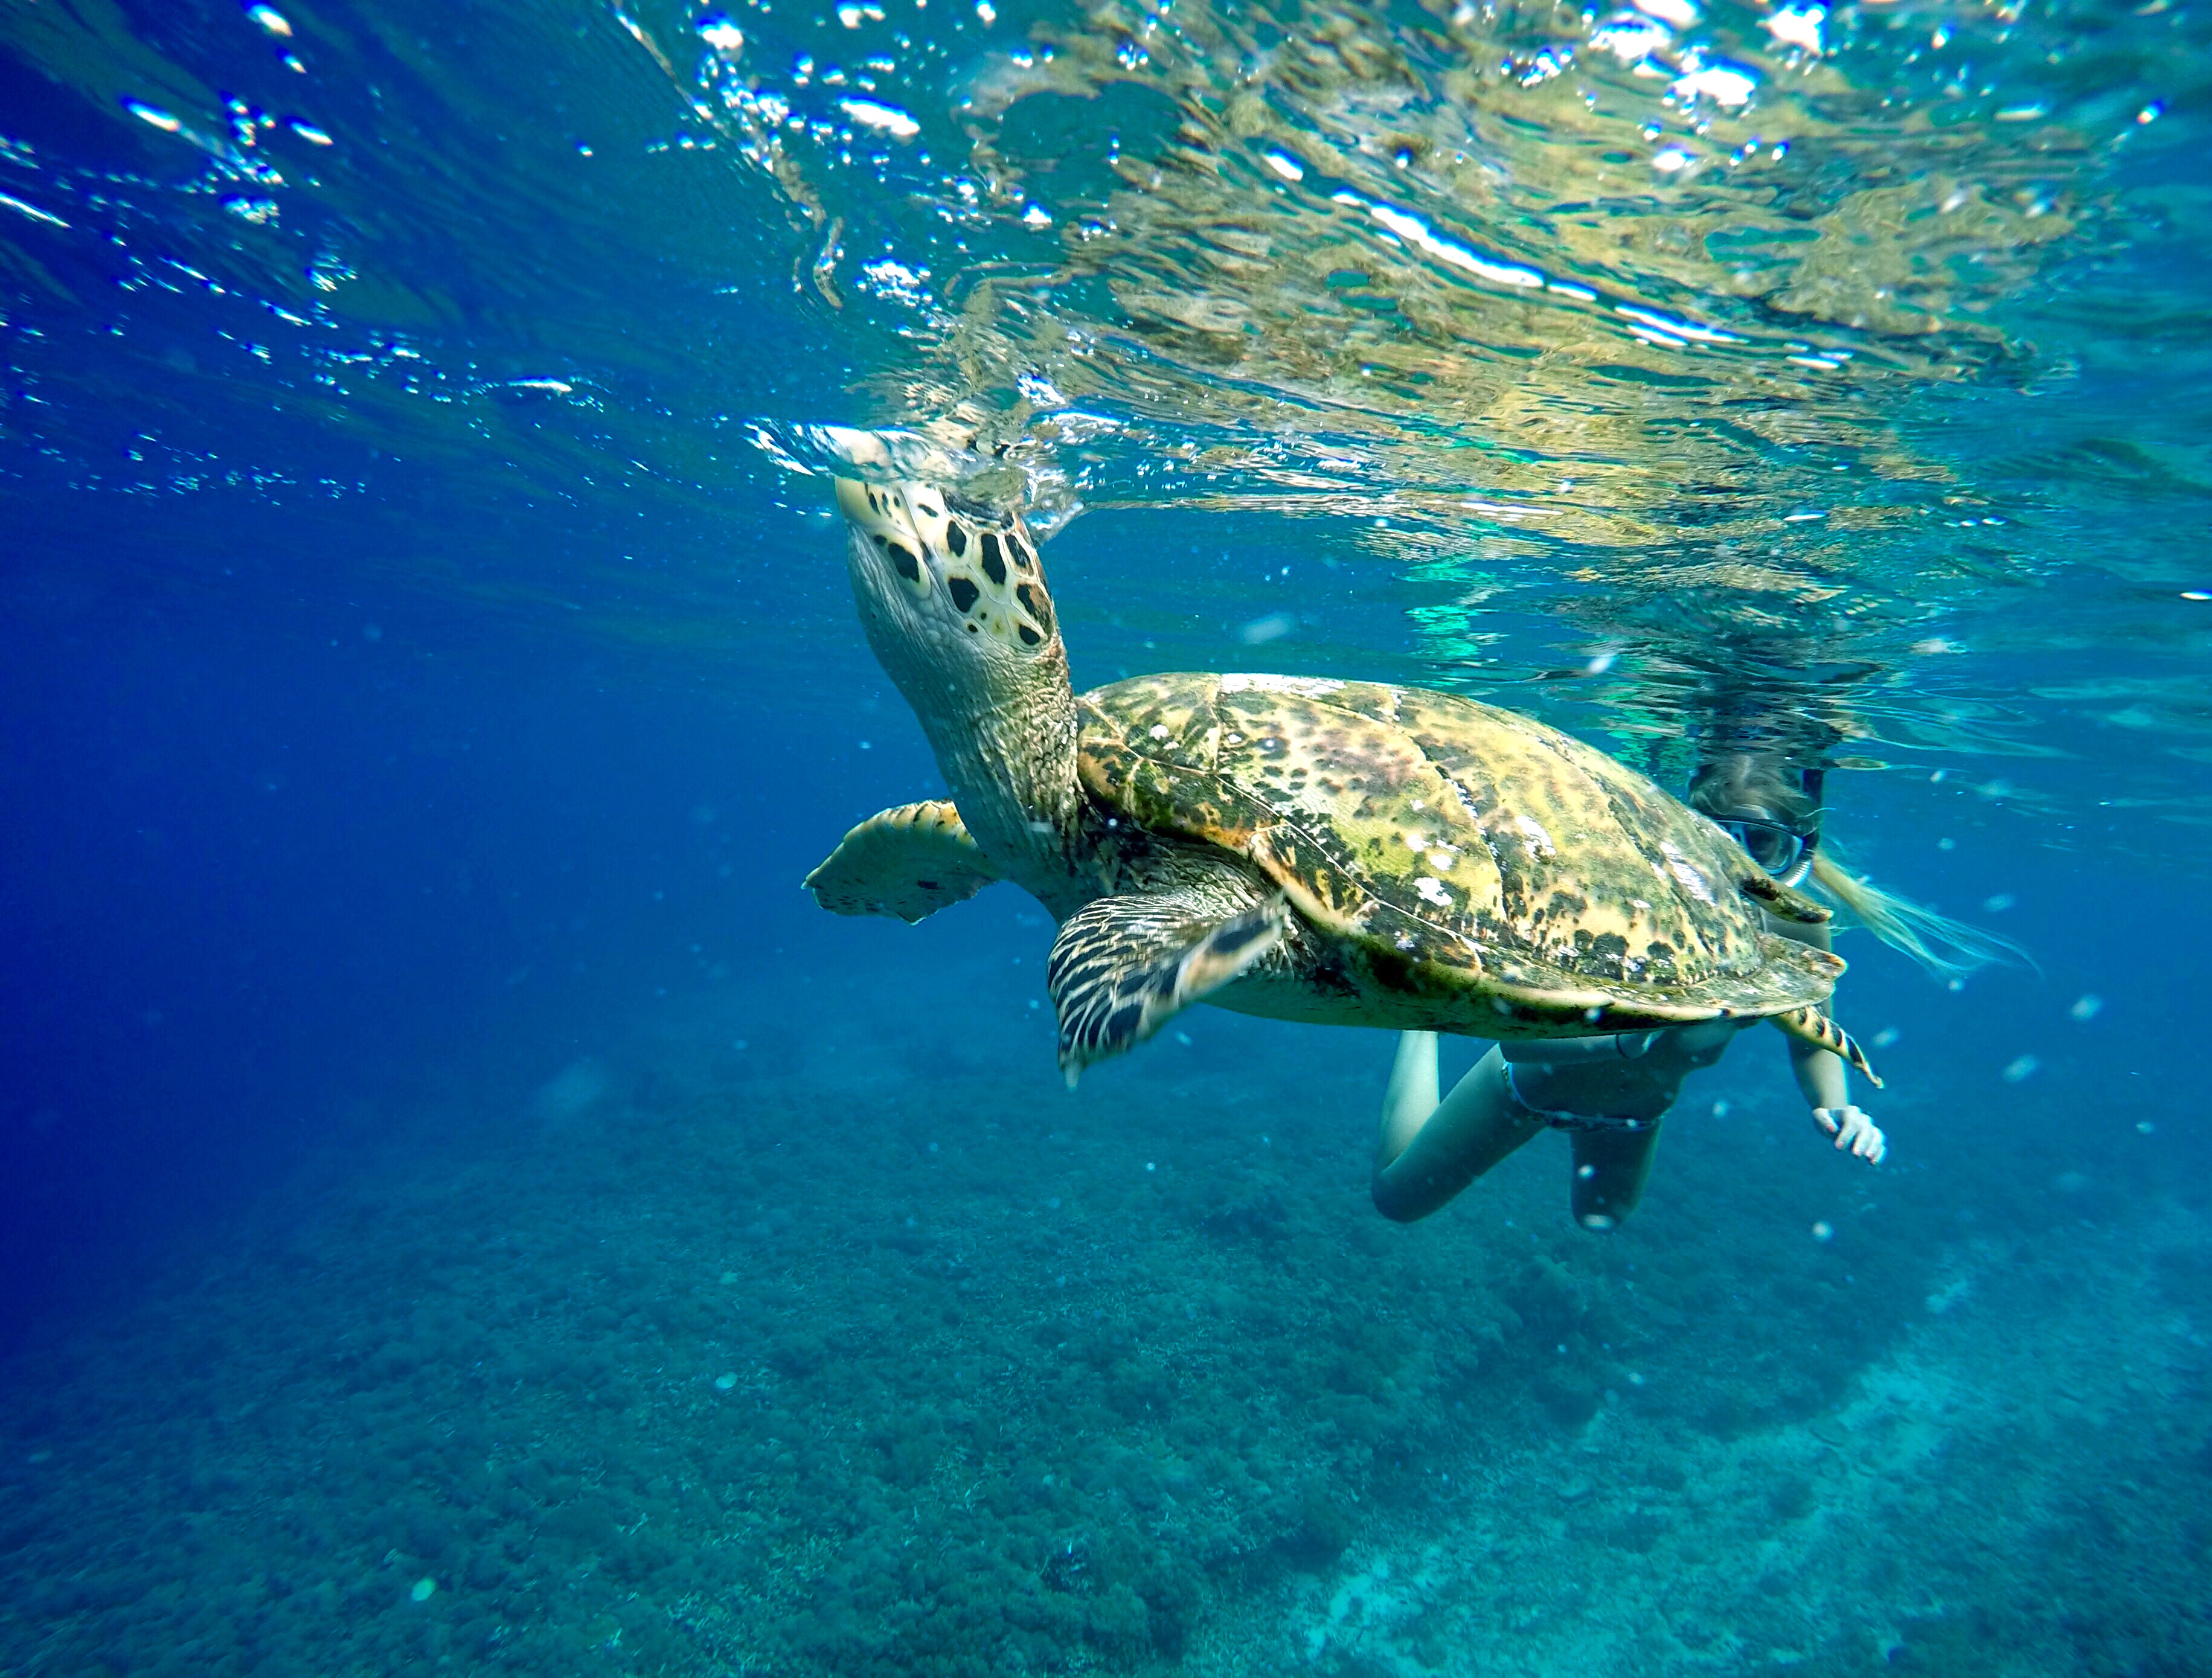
[1079,672,1830,1025]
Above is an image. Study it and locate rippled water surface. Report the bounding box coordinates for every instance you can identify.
[7,0,2210,818]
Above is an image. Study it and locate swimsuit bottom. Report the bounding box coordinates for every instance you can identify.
[1504,1063,1661,1135]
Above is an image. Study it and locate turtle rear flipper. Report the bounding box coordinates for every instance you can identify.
[1771,1005,1882,1086]
[1049,889,1287,1084]
[803,800,998,923]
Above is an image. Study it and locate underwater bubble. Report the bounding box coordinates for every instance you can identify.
[2002,1055,2040,1083]
[410,1577,436,1603]
[2070,994,2103,1020]
[246,5,293,36]
[696,14,745,53]
[713,1372,738,1390]
[1983,893,2015,912]
[1237,612,1295,645]
[1872,1027,1900,1048]
[838,98,918,139]
[1762,5,1824,52]
[1674,62,1757,105]
[1811,1220,1835,1241]
[289,120,333,146]
[1,192,68,228]
[125,100,182,132]
[2137,1120,2156,1135]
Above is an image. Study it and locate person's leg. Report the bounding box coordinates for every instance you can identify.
[1567,1123,1662,1232]
[1373,1033,1548,1223]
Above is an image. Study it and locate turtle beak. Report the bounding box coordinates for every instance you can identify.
[833,476,880,526]
[834,476,935,605]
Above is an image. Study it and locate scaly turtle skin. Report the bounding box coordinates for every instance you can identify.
[804,466,1874,1084]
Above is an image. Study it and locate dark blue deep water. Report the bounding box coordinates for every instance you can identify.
[3,1,2209,1673]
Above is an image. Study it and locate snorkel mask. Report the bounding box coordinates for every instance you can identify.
[1715,765,1824,887]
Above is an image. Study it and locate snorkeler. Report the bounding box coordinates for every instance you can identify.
[1371,745,2017,1231]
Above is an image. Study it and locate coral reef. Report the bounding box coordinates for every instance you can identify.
[0,975,2202,1676]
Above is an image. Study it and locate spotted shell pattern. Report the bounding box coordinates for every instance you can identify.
[1077,673,1835,1024]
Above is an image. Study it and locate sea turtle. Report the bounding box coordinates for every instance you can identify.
[806,475,1876,1086]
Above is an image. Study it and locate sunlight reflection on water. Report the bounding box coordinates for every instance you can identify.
[0,0,2208,842]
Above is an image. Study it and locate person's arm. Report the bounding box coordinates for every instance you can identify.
[1773,917,1885,1164]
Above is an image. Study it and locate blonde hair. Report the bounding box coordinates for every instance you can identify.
[1809,850,2033,982]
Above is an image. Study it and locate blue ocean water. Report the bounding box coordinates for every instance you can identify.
[2,0,2209,1672]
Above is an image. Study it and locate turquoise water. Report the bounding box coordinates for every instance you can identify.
[2,0,2208,1672]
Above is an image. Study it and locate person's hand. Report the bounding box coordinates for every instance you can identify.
[1814,1105,1885,1164]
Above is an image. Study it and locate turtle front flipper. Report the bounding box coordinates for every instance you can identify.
[1771,1005,1883,1087]
[1048,889,1287,1085]
[803,800,999,924]
[1739,871,1831,924]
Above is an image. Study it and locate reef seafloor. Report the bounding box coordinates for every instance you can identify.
[2,957,2205,1678]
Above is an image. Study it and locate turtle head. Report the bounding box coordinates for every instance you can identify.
[834,476,1063,692]
[833,476,1081,887]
